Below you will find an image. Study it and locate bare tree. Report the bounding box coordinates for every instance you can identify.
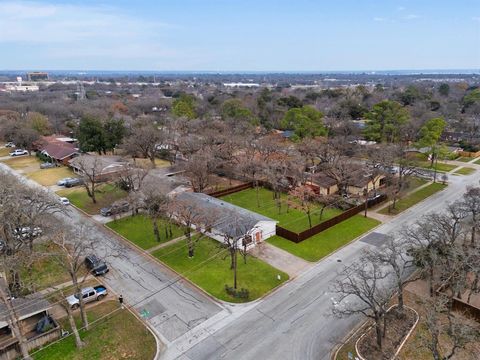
[288,185,316,228]
[364,236,418,312]
[49,225,97,331]
[72,155,105,204]
[331,256,392,350]
[183,150,214,193]
[421,295,479,360]
[122,119,166,167]
[169,196,216,257]
[460,186,480,247]
[143,185,170,243]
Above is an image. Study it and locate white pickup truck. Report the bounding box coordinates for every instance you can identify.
[66,285,107,309]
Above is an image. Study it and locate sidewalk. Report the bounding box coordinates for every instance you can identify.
[250,242,312,278]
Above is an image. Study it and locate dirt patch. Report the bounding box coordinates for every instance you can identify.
[357,306,417,360]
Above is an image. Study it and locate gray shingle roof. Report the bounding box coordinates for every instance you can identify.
[174,192,275,239]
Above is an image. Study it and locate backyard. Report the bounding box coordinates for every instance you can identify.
[28,166,75,186]
[153,237,288,302]
[267,215,380,262]
[106,214,184,250]
[221,187,342,232]
[57,183,127,215]
[379,182,447,215]
[32,301,157,360]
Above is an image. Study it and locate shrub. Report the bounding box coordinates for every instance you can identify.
[225,285,249,299]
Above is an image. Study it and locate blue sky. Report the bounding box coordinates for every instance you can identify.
[0,0,479,71]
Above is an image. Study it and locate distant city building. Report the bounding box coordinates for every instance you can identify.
[27,72,49,81]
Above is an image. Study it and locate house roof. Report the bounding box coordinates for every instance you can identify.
[309,172,337,188]
[41,142,78,160]
[68,155,127,174]
[0,293,51,328]
[173,191,275,238]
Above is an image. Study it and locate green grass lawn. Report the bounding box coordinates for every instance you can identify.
[475,158,480,165]
[106,214,184,250]
[456,157,475,163]
[57,183,127,215]
[379,182,447,216]
[416,161,457,173]
[20,242,73,291]
[221,187,342,232]
[152,237,288,302]
[33,301,156,360]
[454,167,476,175]
[28,166,75,186]
[268,215,380,262]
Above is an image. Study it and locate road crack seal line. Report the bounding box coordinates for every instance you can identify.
[256,308,275,322]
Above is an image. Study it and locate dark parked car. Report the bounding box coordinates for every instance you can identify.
[64,178,83,188]
[100,201,130,217]
[85,255,109,276]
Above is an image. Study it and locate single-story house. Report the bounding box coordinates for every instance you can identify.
[68,155,128,182]
[347,170,386,196]
[305,172,339,195]
[172,191,277,249]
[0,293,60,360]
[37,135,79,165]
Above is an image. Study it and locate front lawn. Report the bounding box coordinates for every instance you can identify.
[106,214,184,250]
[1,155,41,173]
[0,147,10,157]
[454,167,476,175]
[152,237,288,302]
[268,215,380,262]
[32,301,156,360]
[28,166,75,186]
[457,157,475,163]
[57,183,127,215]
[221,187,342,232]
[379,183,447,215]
[20,242,73,291]
[417,161,457,173]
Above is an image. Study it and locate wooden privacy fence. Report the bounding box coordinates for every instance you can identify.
[207,182,254,198]
[458,150,480,158]
[276,194,387,243]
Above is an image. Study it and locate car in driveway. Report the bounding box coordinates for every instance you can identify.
[85,255,109,276]
[14,227,42,239]
[57,177,75,186]
[64,178,84,188]
[40,162,58,169]
[66,285,108,309]
[5,142,15,148]
[9,149,28,156]
[100,201,130,217]
[59,197,70,205]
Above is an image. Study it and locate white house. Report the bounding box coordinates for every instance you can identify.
[172,191,277,249]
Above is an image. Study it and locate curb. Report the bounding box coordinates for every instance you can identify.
[354,304,420,360]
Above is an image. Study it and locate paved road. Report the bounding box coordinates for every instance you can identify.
[174,170,480,360]
[0,163,222,352]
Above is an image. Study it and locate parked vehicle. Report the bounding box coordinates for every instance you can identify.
[40,162,58,169]
[85,255,109,276]
[57,177,75,186]
[64,178,83,188]
[9,149,28,156]
[14,227,42,239]
[100,201,130,217]
[5,142,15,148]
[66,285,108,309]
[59,197,70,205]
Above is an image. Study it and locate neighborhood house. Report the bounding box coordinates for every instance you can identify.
[172,191,277,249]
